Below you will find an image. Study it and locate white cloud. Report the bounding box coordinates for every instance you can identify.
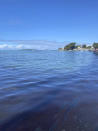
[16,44,24,49]
[0,44,8,48]
[0,40,66,50]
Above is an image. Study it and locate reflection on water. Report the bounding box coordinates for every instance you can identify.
[0,50,98,131]
[93,51,98,56]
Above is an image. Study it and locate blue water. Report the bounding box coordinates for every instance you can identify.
[0,50,98,131]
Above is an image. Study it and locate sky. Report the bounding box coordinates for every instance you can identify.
[0,0,98,49]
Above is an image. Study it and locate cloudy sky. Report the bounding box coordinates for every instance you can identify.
[0,40,67,50]
[0,0,98,49]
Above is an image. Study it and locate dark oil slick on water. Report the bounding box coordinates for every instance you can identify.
[0,50,98,131]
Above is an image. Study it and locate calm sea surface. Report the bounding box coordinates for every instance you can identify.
[0,50,98,131]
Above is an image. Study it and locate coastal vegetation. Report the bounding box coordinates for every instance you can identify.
[93,43,98,50]
[64,42,76,50]
[59,42,98,51]
[82,44,86,48]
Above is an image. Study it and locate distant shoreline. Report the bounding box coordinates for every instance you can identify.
[58,42,98,52]
[58,48,94,51]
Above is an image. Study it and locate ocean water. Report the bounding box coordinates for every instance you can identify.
[0,50,98,131]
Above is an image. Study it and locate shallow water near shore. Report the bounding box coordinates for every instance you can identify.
[0,50,98,131]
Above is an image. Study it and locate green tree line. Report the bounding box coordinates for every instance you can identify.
[63,42,98,50]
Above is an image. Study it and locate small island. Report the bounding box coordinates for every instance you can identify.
[58,42,98,51]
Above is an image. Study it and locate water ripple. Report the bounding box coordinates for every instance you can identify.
[0,50,98,130]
